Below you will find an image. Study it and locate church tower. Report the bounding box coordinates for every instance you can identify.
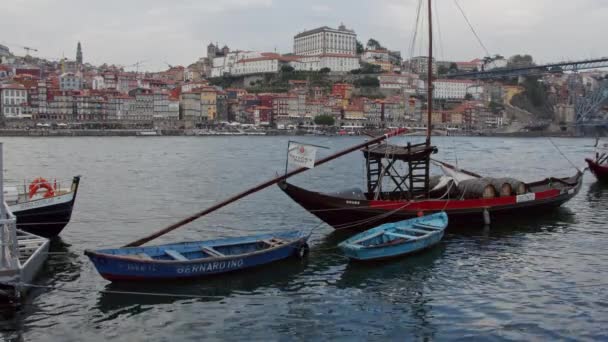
[76,41,83,64]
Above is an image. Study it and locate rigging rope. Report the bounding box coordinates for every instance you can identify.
[408,0,424,69]
[453,0,491,57]
[547,137,581,172]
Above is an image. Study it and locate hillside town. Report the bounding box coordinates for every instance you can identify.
[1,24,606,135]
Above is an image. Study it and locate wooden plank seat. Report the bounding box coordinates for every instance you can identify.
[398,228,432,235]
[351,231,385,245]
[413,223,442,230]
[385,232,418,240]
[165,249,188,261]
[263,238,287,247]
[135,253,153,260]
[202,246,225,257]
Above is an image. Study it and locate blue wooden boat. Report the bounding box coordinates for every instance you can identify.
[338,212,448,261]
[84,231,309,281]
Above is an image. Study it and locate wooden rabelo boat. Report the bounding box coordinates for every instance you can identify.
[4,176,81,238]
[85,231,309,281]
[279,0,583,230]
[586,159,608,182]
[279,146,582,230]
[339,212,447,261]
[586,139,608,182]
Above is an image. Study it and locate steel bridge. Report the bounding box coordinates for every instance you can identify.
[446,57,608,129]
[446,57,608,80]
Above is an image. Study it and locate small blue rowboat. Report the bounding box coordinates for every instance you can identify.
[338,212,448,261]
[84,231,309,281]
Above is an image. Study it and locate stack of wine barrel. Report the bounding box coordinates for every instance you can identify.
[430,176,528,199]
[459,177,527,199]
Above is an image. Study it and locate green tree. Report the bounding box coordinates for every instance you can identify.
[366,38,383,50]
[438,65,449,76]
[360,62,382,74]
[354,76,380,88]
[464,93,473,100]
[356,40,364,54]
[314,115,335,126]
[319,67,331,74]
[449,62,458,72]
[281,65,295,73]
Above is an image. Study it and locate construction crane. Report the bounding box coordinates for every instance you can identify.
[163,61,173,69]
[2,42,38,56]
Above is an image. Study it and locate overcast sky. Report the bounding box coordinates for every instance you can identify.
[2,0,606,71]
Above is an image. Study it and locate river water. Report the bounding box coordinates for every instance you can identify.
[0,136,606,341]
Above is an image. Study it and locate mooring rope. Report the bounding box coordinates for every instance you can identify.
[547,137,580,172]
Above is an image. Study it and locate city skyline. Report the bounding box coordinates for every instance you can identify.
[2,0,607,71]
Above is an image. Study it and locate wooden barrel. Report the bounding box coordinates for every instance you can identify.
[457,178,497,199]
[489,178,514,197]
[490,177,527,196]
[511,180,527,195]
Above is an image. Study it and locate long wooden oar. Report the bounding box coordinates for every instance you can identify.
[124,128,408,247]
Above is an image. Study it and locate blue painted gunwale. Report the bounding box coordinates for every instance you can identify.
[338,212,448,261]
[85,231,308,281]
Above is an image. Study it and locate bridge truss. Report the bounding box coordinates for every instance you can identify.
[447,58,608,128]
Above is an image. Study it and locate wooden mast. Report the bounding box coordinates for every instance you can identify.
[124,128,407,247]
[426,0,433,144]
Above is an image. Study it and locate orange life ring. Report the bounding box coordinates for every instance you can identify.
[28,177,55,199]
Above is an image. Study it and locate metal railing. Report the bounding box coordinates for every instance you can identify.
[0,201,18,269]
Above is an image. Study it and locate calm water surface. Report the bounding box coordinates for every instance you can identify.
[0,136,606,341]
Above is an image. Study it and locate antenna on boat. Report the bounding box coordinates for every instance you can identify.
[426,0,433,144]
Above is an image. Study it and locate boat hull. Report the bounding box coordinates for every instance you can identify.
[342,231,444,261]
[279,172,583,231]
[85,233,309,281]
[339,213,447,261]
[9,177,80,238]
[586,158,608,182]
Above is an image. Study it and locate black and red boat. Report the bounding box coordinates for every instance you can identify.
[4,176,81,238]
[279,142,583,230]
[585,140,608,182]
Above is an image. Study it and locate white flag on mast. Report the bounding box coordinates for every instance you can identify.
[288,142,318,169]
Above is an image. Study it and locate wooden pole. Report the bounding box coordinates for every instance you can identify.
[426,0,433,144]
[124,128,408,247]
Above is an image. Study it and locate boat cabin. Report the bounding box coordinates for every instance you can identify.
[362,141,438,200]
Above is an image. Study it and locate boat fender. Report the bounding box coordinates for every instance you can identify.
[296,243,309,259]
[417,211,424,217]
[483,208,491,226]
[28,177,55,199]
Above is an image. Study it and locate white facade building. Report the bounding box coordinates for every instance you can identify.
[211,51,261,77]
[483,58,508,71]
[409,56,437,75]
[293,24,357,56]
[362,50,390,63]
[292,54,360,72]
[232,56,281,76]
[379,73,419,91]
[92,75,105,90]
[0,84,29,118]
[430,79,476,99]
[59,72,83,90]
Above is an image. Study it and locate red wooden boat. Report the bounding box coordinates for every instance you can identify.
[279,145,583,230]
[586,158,608,182]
